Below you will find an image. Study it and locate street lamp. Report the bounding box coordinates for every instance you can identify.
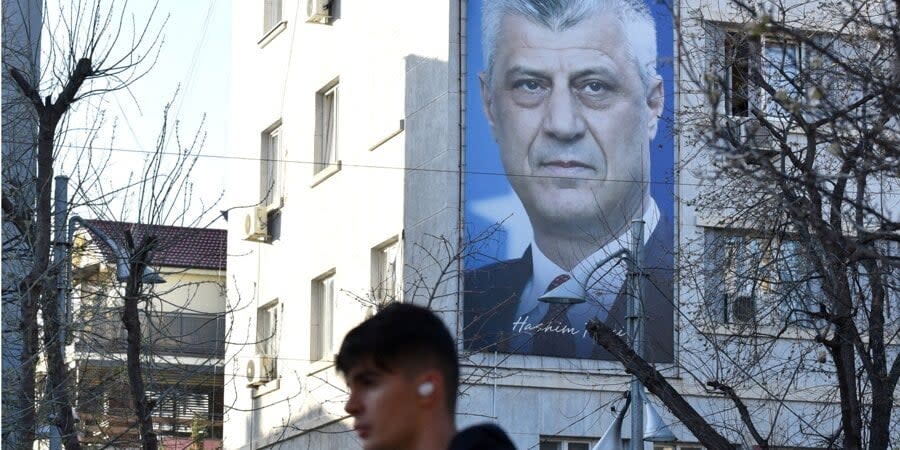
[67,216,167,285]
[60,215,167,342]
[539,220,674,450]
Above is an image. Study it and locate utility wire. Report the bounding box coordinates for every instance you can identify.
[4,138,897,194]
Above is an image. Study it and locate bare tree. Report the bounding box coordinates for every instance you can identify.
[588,0,898,449]
[2,1,165,448]
[63,93,227,450]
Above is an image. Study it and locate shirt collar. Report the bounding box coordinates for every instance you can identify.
[531,198,660,293]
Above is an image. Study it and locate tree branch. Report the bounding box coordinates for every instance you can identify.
[707,380,768,448]
[586,319,734,450]
[8,67,44,112]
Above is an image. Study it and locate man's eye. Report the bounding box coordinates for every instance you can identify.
[514,80,543,92]
[582,81,607,93]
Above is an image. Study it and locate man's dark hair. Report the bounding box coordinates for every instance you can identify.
[336,303,460,414]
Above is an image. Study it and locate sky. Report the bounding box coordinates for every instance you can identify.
[53,0,231,228]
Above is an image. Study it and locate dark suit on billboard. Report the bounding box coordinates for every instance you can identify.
[463,216,674,362]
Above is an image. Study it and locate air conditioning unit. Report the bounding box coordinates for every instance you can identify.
[246,356,272,387]
[306,0,331,23]
[737,119,776,152]
[730,295,757,323]
[243,206,269,241]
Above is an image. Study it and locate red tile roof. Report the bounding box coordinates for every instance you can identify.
[83,220,226,271]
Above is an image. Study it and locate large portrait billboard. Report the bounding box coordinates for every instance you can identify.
[463,0,675,362]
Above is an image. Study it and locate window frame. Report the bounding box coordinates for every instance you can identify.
[371,238,401,306]
[704,228,823,328]
[716,27,804,120]
[314,80,340,176]
[311,272,336,362]
[262,0,284,35]
[538,437,595,450]
[260,121,284,208]
[255,300,280,382]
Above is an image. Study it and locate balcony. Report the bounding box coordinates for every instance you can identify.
[76,309,225,359]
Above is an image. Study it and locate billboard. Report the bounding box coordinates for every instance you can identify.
[463,0,675,362]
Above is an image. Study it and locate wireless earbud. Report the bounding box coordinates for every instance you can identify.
[417,381,434,397]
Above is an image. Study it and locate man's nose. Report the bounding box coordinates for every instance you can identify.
[345,391,361,416]
[542,88,585,141]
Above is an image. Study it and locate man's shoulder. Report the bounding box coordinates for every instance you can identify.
[464,247,532,281]
[448,423,516,450]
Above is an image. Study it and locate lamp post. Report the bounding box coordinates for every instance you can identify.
[61,214,167,342]
[49,177,167,450]
[627,220,645,450]
[539,220,674,450]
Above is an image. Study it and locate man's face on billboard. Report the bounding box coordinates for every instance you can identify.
[481,12,663,243]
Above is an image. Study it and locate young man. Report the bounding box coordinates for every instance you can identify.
[337,303,515,450]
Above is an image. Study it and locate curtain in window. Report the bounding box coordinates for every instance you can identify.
[263,0,282,31]
[260,130,279,205]
[311,276,334,360]
[374,243,399,302]
[762,41,801,117]
[320,88,337,168]
[322,276,334,357]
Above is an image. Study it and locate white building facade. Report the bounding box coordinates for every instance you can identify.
[224,1,898,449]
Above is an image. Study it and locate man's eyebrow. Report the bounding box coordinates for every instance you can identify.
[503,65,551,79]
[503,65,620,81]
[570,66,618,80]
[349,368,379,383]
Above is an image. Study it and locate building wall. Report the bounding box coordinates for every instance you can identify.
[1,0,42,446]
[224,1,898,449]
[154,269,226,314]
[225,0,441,447]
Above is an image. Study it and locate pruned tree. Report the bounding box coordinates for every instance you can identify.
[1,1,166,448]
[65,95,225,449]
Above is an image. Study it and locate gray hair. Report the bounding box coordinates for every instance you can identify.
[481,0,659,89]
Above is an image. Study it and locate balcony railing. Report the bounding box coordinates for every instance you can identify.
[76,309,225,358]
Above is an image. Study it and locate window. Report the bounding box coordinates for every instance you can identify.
[148,387,222,437]
[311,274,335,361]
[717,29,802,118]
[724,31,754,117]
[371,239,401,305]
[315,81,339,174]
[705,230,822,327]
[263,0,283,33]
[654,445,703,450]
[256,301,279,380]
[761,39,802,117]
[260,122,283,206]
[539,438,594,450]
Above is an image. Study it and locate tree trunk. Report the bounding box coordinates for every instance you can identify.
[13,99,58,450]
[586,319,734,450]
[122,235,158,450]
[8,59,92,450]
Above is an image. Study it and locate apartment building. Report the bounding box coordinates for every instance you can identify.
[225,1,897,449]
[71,221,227,448]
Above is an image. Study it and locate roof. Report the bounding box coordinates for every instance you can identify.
[82,220,227,271]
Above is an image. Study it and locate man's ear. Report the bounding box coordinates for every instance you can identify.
[646,76,664,140]
[479,72,496,130]
[415,371,444,408]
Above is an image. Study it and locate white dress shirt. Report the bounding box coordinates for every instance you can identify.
[509,200,660,355]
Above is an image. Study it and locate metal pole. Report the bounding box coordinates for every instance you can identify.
[628,219,645,450]
[51,175,69,450]
[53,176,69,355]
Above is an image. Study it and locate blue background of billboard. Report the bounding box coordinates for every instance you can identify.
[464,0,675,267]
